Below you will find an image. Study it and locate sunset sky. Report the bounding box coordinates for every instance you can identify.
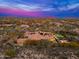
[0,0,79,18]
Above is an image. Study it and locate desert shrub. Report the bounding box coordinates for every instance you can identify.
[76,51,79,57]
[69,42,79,48]
[24,40,38,45]
[60,43,70,47]
[59,56,67,59]
[55,33,65,40]
[61,42,79,48]
[4,48,16,57]
[24,40,52,48]
[50,43,57,47]
[36,40,52,48]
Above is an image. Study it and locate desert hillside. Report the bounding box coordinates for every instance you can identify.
[0,17,79,59]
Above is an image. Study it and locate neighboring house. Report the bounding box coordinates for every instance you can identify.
[52,22,63,27]
[20,24,30,28]
[16,31,56,46]
[0,24,14,27]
